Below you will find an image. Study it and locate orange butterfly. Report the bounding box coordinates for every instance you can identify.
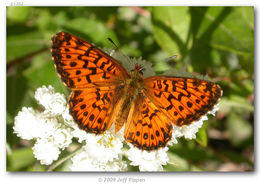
[51,32,222,151]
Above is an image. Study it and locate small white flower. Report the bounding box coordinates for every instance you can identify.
[105,159,127,171]
[83,132,124,163]
[71,127,89,143]
[35,85,66,116]
[13,107,41,140]
[52,128,73,150]
[69,147,127,171]
[170,103,220,144]
[172,116,206,140]
[33,138,60,165]
[14,107,56,140]
[61,107,75,126]
[126,145,169,171]
[69,128,125,171]
[69,151,98,171]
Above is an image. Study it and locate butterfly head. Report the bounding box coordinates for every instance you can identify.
[130,64,144,78]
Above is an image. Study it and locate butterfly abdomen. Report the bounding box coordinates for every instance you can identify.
[114,75,142,133]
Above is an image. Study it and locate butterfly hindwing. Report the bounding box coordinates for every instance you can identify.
[69,85,124,134]
[124,92,173,150]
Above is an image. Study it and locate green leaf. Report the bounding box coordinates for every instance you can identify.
[227,112,253,146]
[7,147,35,171]
[63,18,118,47]
[219,96,254,114]
[6,124,20,147]
[164,151,204,171]
[188,7,253,72]
[7,29,46,62]
[151,7,191,58]
[210,7,254,56]
[7,7,30,23]
[7,73,29,118]
[192,7,253,56]
[196,123,208,147]
[23,52,69,95]
[165,152,189,171]
[189,7,233,71]
[35,9,67,40]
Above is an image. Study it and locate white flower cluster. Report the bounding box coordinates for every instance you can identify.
[70,132,126,171]
[14,86,72,165]
[126,145,169,171]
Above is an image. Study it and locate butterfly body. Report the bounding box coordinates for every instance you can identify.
[51,32,222,151]
[112,64,145,133]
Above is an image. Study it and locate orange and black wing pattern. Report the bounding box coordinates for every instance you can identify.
[51,32,129,134]
[124,93,173,150]
[69,86,124,134]
[51,32,129,89]
[143,76,223,127]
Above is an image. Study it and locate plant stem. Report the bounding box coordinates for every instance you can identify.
[46,145,84,171]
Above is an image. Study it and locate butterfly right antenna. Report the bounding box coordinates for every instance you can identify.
[166,55,178,62]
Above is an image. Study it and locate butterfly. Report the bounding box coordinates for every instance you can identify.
[51,32,222,151]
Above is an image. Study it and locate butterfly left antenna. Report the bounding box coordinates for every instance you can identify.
[108,38,119,49]
[107,38,135,66]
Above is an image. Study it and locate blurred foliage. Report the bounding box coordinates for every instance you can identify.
[6,6,254,171]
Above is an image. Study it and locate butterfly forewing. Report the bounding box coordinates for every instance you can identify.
[51,32,129,89]
[143,76,222,126]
